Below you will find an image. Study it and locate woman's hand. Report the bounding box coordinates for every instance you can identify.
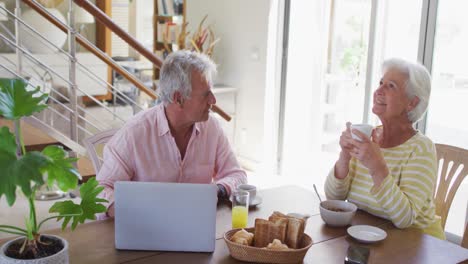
[335,122,354,179]
[338,122,354,160]
[349,129,389,187]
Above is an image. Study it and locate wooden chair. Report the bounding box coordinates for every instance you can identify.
[83,128,119,174]
[434,143,468,247]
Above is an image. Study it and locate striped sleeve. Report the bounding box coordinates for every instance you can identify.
[370,140,437,229]
[324,164,353,200]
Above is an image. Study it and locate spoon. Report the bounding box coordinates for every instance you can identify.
[313,184,322,203]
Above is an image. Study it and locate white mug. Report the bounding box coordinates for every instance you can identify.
[350,124,373,142]
[237,184,256,203]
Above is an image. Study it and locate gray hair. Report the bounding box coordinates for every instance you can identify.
[157,50,217,105]
[382,58,431,123]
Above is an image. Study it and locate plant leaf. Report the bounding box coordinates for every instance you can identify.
[49,201,83,230]
[0,127,47,206]
[41,145,80,192]
[49,178,107,231]
[0,78,48,120]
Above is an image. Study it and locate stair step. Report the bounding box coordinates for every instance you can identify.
[0,118,65,151]
[0,118,96,180]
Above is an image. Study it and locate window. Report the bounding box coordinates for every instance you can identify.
[279,0,465,241]
[425,0,468,239]
[281,0,422,191]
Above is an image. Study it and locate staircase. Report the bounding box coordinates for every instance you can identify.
[0,1,231,179]
[0,118,96,180]
[0,1,153,176]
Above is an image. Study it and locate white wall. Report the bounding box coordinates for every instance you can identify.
[129,0,154,59]
[187,0,272,165]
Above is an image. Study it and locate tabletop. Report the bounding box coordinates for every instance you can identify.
[1,185,467,263]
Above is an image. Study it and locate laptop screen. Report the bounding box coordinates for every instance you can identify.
[114,181,217,252]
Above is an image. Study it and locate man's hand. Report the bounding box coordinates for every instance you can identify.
[107,204,115,218]
[217,184,228,200]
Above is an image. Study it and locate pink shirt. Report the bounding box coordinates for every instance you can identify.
[96,104,247,210]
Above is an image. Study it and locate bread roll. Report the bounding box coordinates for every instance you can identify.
[266,239,289,250]
[231,229,254,246]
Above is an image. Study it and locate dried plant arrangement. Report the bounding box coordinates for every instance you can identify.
[162,15,220,57]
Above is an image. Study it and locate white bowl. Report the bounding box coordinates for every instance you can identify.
[320,200,357,227]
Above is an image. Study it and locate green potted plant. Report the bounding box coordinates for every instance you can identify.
[0,78,107,263]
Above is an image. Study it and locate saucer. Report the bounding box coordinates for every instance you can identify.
[229,196,263,207]
[347,225,387,243]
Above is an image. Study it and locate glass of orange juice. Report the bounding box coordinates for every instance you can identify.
[231,190,249,229]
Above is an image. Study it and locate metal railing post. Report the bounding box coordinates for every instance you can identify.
[13,0,22,156]
[14,0,22,74]
[67,0,79,146]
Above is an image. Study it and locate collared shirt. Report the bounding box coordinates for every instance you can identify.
[97,104,247,210]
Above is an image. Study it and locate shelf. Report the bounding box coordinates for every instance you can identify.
[155,41,178,46]
[154,0,186,80]
[156,14,183,22]
[154,42,178,51]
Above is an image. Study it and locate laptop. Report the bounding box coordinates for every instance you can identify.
[114,181,217,252]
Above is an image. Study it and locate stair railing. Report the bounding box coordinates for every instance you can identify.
[0,55,112,133]
[24,0,232,122]
[2,0,232,155]
[0,3,146,154]
[0,33,130,125]
[0,4,144,114]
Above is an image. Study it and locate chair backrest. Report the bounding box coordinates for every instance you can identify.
[83,128,119,174]
[434,143,468,229]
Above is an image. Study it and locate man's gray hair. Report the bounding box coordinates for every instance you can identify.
[157,50,217,105]
[382,58,431,123]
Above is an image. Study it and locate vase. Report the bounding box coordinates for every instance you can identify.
[0,235,69,264]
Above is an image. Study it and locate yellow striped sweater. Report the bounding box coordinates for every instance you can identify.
[325,131,445,239]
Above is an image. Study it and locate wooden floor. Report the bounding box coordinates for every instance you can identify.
[0,118,96,179]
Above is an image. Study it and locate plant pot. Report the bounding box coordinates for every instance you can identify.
[0,235,69,264]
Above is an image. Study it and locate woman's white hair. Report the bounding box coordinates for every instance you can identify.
[382,58,432,123]
[157,50,217,105]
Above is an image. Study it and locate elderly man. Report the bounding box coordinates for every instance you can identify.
[97,51,247,217]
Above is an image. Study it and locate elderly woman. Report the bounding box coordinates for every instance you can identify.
[325,58,444,239]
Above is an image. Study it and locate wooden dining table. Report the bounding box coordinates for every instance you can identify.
[1,185,467,263]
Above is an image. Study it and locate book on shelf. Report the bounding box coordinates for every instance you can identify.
[165,0,175,16]
[158,0,179,16]
[157,0,166,15]
[158,0,185,18]
[157,21,165,42]
[157,21,180,43]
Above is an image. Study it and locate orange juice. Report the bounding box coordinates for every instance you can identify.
[232,206,248,228]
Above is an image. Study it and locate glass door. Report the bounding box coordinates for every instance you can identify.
[367,0,423,125]
[281,0,423,191]
[279,0,465,242]
[425,1,468,149]
[424,0,468,239]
